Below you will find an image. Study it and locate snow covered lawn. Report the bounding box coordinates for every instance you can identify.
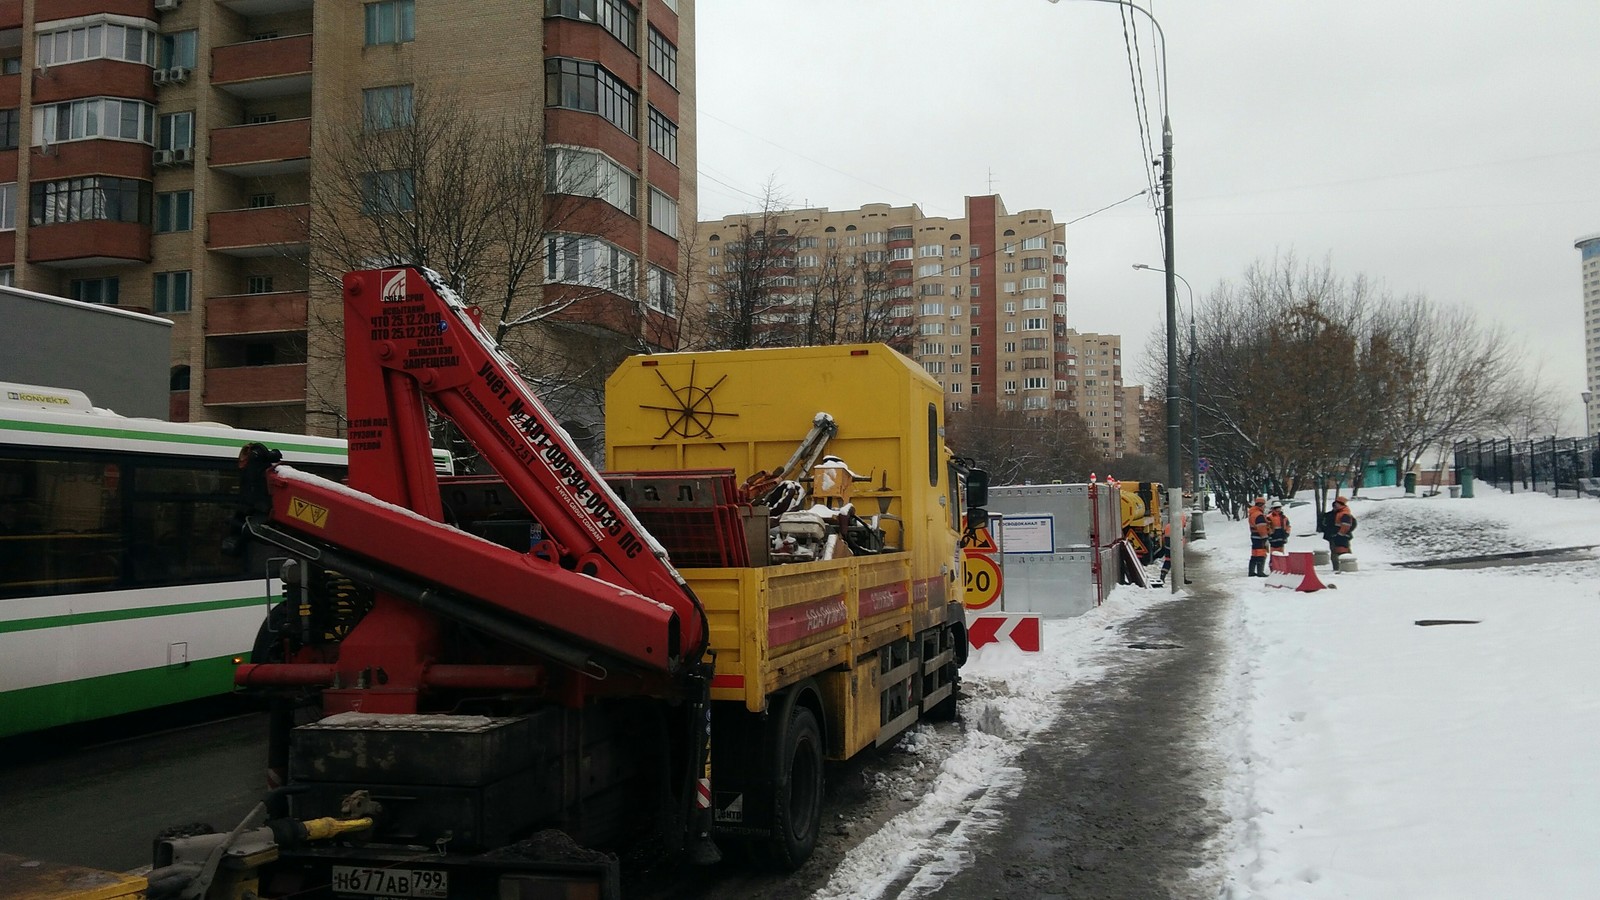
[1213,486,1600,899]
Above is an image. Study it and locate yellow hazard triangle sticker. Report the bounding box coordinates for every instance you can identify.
[288,497,330,528]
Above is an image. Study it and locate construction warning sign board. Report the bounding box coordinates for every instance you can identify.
[961,524,999,553]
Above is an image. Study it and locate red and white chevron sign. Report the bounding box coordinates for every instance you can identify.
[967,613,1043,652]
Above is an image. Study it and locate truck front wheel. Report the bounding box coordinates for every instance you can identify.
[765,703,823,870]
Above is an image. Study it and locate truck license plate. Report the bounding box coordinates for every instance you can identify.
[330,865,449,898]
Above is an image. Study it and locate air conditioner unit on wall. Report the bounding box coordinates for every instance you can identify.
[152,69,169,86]
[173,147,194,164]
[166,66,190,84]
[153,149,176,166]
[154,0,181,11]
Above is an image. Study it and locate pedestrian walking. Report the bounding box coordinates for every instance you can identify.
[1325,495,1357,571]
[1266,500,1290,554]
[1247,496,1270,577]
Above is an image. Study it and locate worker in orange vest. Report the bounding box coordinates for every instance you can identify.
[1266,500,1291,555]
[1247,496,1270,577]
[1325,496,1357,571]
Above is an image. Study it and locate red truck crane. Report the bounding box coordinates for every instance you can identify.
[140,266,983,899]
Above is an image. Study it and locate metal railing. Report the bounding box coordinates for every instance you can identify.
[1452,436,1600,499]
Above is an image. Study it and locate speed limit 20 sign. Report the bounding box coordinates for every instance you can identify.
[962,552,1003,610]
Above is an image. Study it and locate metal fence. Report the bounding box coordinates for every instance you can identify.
[1452,436,1600,499]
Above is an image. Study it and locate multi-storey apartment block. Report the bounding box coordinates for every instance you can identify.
[0,0,693,436]
[694,194,1138,455]
[1578,232,1599,434]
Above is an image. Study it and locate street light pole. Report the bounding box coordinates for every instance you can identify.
[1133,263,1204,541]
[1051,0,1181,591]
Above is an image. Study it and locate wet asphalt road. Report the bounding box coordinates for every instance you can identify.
[922,555,1232,900]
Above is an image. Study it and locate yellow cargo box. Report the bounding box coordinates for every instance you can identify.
[606,345,966,757]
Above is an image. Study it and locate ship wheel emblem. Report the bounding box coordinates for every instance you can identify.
[639,359,739,440]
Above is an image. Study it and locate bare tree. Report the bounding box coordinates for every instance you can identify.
[946,406,1105,485]
[301,84,664,452]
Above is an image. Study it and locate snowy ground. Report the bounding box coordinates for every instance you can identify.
[815,484,1600,900]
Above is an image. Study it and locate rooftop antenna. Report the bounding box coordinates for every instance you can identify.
[986,168,998,195]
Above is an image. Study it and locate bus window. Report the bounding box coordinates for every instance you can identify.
[126,462,249,587]
[0,456,123,599]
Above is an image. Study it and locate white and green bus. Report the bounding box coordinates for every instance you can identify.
[0,383,355,738]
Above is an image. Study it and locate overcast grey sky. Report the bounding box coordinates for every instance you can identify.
[695,0,1600,431]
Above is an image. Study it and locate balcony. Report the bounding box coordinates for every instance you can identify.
[203,363,306,407]
[27,220,150,267]
[216,0,313,14]
[206,291,308,336]
[212,34,311,98]
[210,119,310,176]
[207,204,309,256]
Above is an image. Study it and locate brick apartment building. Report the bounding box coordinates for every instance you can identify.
[693,194,1141,458]
[0,0,693,435]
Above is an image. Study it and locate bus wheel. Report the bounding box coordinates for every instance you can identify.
[764,703,823,870]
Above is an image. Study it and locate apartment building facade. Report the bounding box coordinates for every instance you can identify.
[1578,232,1599,435]
[694,194,1138,457]
[0,0,694,435]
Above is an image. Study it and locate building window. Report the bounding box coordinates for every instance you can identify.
[363,84,414,131]
[157,112,194,150]
[545,233,638,296]
[155,190,192,233]
[647,26,677,87]
[248,112,279,125]
[38,17,157,67]
[153,271,192,314]
[158,30,198,69]
[648,188,678,237]
[546,145,637,215]
[648,106,678,165]
[647,266,677,315]
[248,193,276,209]
[364,0,416,46]
[34,98,156,146]
[30,177,150,226]
[0,57,19,75]
[545,0,637,50]
[361,169,415,214]
[0,183,14,231]
[545,58,637,137]
[0,110,17,151]
[1025,317,1046,331]
[0,267,12,286]
[1022,235,1047,251]
[247,275,274,294]
[70,277,120,305]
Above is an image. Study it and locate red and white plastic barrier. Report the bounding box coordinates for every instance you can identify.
[1266,551,1327,592]
[967,613,1043,652]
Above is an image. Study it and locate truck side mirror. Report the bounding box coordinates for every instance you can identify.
[965,469,989,509]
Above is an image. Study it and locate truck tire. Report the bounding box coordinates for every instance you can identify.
[764,703,823,870]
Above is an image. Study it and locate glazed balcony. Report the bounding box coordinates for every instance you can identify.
[212,33,311,98]
[27,220,150,267]
[209,118,310,176]
[205,291,308,336]
[203,363,306,407]
[207,204,309,256]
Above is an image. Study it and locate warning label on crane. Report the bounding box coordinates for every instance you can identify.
[288,497,329,529]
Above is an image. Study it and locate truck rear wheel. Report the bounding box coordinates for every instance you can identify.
[764,703,823,870]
